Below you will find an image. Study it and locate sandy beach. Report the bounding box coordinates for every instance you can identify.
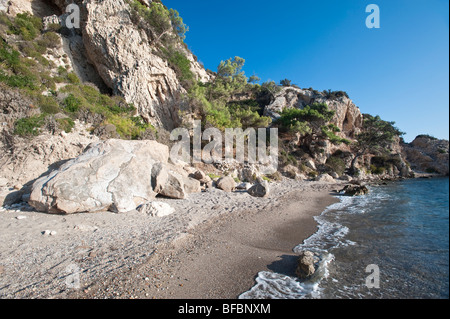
[0,179,342,299]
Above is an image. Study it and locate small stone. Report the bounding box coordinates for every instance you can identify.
[16,216,27,220]
[137,202,175,217]
[42,230,57,236]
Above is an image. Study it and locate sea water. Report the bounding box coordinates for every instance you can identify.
[240,178,449,299]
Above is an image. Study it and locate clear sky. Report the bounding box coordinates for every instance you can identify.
[163,0,449,142]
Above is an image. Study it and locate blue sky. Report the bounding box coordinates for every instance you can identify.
[163,0,449,142]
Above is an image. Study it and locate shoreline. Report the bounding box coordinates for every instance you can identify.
[69,182,339,299]
[1,177,446,299]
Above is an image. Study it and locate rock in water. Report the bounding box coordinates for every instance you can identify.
[340,185,370,196]
[247,181,270,198]
[296,251,317,280]
[216,176,236,193]
[29,139,169,214]
[137,202,175,218]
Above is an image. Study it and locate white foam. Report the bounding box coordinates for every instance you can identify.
[240,194,365,299]
[239,252,334,299]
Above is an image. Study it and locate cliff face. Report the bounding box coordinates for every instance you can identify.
[403,136,449,176]
[4,0,210,130]
[264,87,364,167]
[264,87,363,137]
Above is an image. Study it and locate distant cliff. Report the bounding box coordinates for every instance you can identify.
[403,136,449,176]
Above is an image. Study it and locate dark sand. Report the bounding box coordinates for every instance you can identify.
[73,185,339,299]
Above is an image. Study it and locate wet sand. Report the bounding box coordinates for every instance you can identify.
[70,183,339,299]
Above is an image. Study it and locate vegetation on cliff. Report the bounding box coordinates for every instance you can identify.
[1,1,440,179]
[0,11,153,139]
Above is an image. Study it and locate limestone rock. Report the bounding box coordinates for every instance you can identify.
[151,163,187,200]
[340,185,369,196]
[236,182,253,190]
[316,174,336,183]
[216,176,236,193]
[296,251,318,280]
[339,175,353,182]
[79,0,210,129]
[137,202,175,218]
[29,139,169,214]
[190,170,212,184]
[183,177,201,194]
[403,136,449,176]
[264,87,363,136]
[0,178,7,187]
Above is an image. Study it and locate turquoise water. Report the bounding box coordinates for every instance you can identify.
[241,178,449,299]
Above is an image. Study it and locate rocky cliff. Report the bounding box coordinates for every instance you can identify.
[403,136,449,176]
[2,0,210,130]
[264,87,363,138]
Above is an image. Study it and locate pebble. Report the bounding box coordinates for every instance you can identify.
[16,216,27,220]
[42,230,57,236]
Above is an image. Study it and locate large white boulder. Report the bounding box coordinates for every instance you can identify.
[29,139,170,214]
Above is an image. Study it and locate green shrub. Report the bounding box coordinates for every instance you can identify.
[37,31,61,49]
[106,114,151,140]
[0,71,36,89]
[0,41,20,67]
[321,125,351,145]
[207,173,221,180]
[67,72,80,84]
[8,13,42,41]
[129,0,172,42]
[56,117,75,133]
[14,115,45,136]
[63,94,82,113]
[37,95,61,114]
[326,156,346,176]
[370,165,386,175]
[160,47,194,87]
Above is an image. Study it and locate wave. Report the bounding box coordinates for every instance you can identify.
[239,194,362,299]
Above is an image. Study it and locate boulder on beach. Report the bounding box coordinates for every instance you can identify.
[28,139,200,214]
[137,202,175,217]
[216,176,236,193]
[247,180,270,198]
[151,163,187,200]
[296,251,318,280]
[315,174,336,183]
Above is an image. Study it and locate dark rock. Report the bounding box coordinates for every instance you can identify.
[247,180,270,198]
[340,185,369,196]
